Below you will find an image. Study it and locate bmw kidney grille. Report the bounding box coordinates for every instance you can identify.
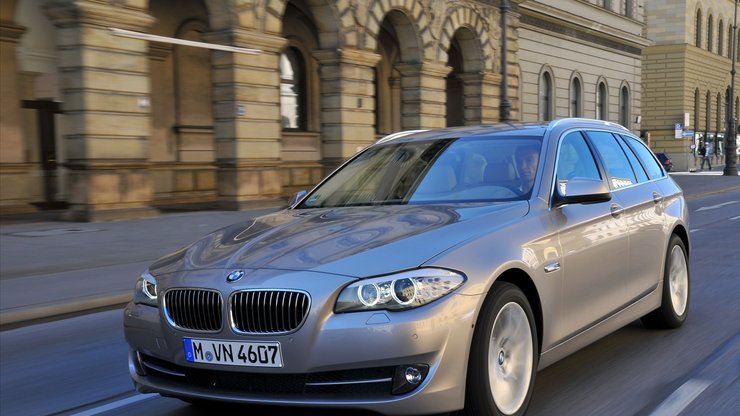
[230,290,310,334]
[163,289,223,332]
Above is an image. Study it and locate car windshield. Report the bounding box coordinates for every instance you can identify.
[298,135,543,208]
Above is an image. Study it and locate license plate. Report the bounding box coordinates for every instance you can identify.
[183,338,283,368]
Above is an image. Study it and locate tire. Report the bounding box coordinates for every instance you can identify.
[641,234,690,329]
[463,282,538,416]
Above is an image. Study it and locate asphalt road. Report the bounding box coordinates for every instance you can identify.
[1,184,739,416]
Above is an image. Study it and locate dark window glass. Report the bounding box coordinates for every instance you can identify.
[586,131,637,189]
[570,78,582,117]
[555,131,602,195]
[540,71,553,121]
[597,82,608,120]
[623,136,665,179]
[280,47,306,130]
[615,135,649,182]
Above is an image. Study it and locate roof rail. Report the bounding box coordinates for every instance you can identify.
[549,118,629,132]
[376,129,428,144]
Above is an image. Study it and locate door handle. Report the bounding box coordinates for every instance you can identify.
[610,203,624,217]
[652,192,663,204]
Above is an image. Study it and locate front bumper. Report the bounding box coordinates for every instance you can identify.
[123,269,481,415]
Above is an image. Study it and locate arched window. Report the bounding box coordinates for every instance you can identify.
[730,26,735,58]
[619,85,630,128]
[597,81,608,120]
[446,37,464,127]
[570,76,582,117]
[717,93,723,132]
[624,0,633,18]
[719,20,724,57]
[280,47,306,130]
[696,9,703,47]
[705,91,711,131]
[708,15,714,52]
[694,89,700,130]
[540,70,553,121]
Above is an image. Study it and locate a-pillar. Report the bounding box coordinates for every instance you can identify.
[0,21,33,213]
[313,48,381,172]
[207,30,286,210]
[459,72,501,124]
[396,62,451,130]
[44,1,157,221]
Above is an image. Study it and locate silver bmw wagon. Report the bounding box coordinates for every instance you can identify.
[124,118,690,415]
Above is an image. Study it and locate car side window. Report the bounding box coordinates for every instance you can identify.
[621,135,665,179]
[615,135,649,183]
[585,131,637,189]
[555,131,602,195]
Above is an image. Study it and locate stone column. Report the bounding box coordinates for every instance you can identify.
[459,72,502,124]
[44,1,156,221]
[396,62,451,130]
[207,29,286,209]
[313,48,381,171]
[0,21,32,212]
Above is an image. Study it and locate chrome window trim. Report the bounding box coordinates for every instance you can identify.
[548,126,668,209]
[228,289,312,336]
[162,288,223,334]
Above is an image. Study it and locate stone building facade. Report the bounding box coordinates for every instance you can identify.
[1,0,648,220]
[642,0,739,171]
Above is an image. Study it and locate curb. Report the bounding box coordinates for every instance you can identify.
[0,292,132,329]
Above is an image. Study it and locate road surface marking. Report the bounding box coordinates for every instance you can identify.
[695,201,737,212]
[649,379,712,416]
[71,394,155,416]
[689,229,700,233]
[731,215,740,221]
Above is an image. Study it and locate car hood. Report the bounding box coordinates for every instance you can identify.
[149,202,529,278]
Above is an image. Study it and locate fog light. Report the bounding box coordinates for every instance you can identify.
[405,367,422,384]
[392,364,429,395]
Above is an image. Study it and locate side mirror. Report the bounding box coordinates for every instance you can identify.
[288,190,308,209]
[553,178,611,208]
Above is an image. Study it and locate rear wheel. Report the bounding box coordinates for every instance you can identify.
[641,234,689,329]
[463,282,538,416]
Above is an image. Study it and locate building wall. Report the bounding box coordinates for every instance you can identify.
[0,0,651,219]
[642,0,738,172]
[519,1,647,131]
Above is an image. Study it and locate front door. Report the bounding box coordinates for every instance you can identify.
[551,131,630,343]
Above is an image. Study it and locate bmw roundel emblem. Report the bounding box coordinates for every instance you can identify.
[226,270,245,283]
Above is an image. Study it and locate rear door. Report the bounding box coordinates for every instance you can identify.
[586,131,666,304]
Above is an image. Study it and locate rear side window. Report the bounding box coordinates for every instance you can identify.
[555,131,602,195]
[585,131,637,189]
[621,135,665,179]
[615,135,649,183]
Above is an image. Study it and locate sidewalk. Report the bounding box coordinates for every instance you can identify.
[0,207,279,328]
[1,174,738,329]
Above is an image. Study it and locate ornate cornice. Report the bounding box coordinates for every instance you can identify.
[312,48,382,67]
[43,1,154,30]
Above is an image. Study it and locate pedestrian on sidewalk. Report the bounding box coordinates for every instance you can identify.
[700,142,712,170]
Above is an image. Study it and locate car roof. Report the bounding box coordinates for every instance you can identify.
[378,118,630,144]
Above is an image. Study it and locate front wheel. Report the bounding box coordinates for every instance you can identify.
[464,282,538,416]
[641,234,690,329]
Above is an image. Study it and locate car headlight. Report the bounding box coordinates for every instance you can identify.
[133,271,158,307]
[335,268,466,313]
